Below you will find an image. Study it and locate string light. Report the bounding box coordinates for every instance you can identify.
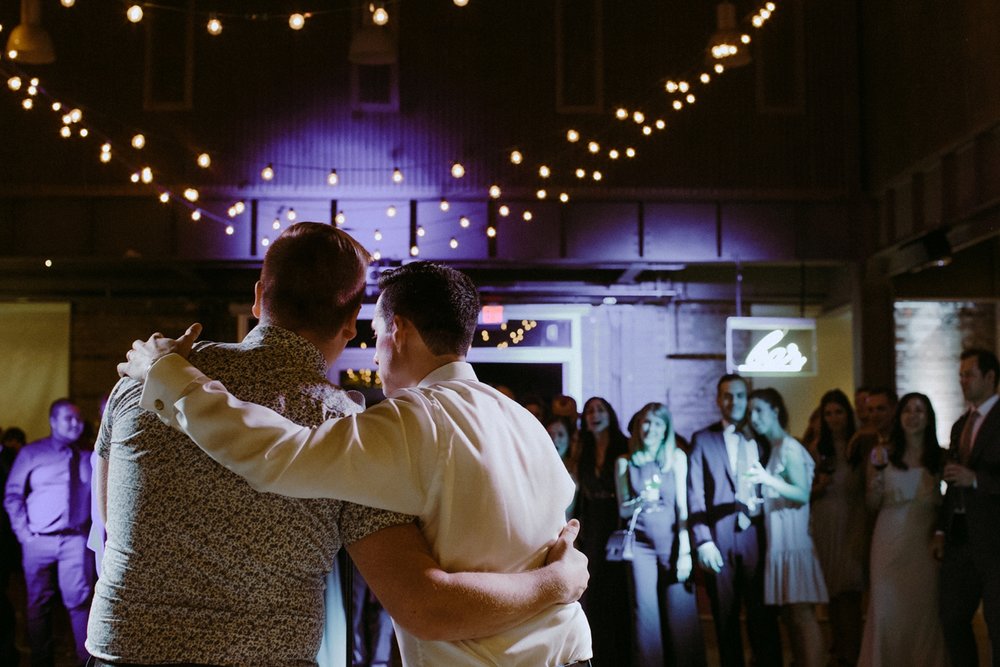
[131,133,145,149]
[191,209,202,221]
[536,189,547,199]
[391,167,403,183]
[372,5,389,26]
[498,205,510,217]
[51,102,62,111]
[129,172,140,183]
[522,211,533,221]
[78,128,88,137]
[510,150,523,165]
[449,238,458,249]
[700,73,711,83]
[538,165,551,178]
[126,5,143,23]
[416,225,425,237]
[261,164,274,180]
[410,245,419,256]
[99,150,112,163]
[69,108,82,123]
[672,100,683,110]
[486,226,496,238]
[642,126,652,135]
[159,192,170,203]
[44,259,53,267]
[686,94,696,104]
[272,219,281,230]
[372,250,381,260]
[454,0,469,6]
[439,199,450,211]
[665,81,678,93]
[459,216,471,228]
[679,81,690,93]
[335,211,346,225]
[626,147,636,158]
[559,192,570,203]
[655,119,666,130]
[225,225,235,235]
[566,129,580,142]
[289,13,306,30]
[632,111,645,124]
[140,166,153,183]
[197,153,211,168]
[450,162,465,178]
[386,205,397,217]
[374,229,383,241]
[327,169,339,185]
[60,0,75,6]
[488,184,501,199]
[609,149,619,159]
[7,77,21,91]
[714,63,725,73]
[575,168,586,178]
[183,188,199,202]
[207,15,223,35]
[587,141,600,154]
[59,126,71,138]
[592,171,603,181]
[261,237,269,246]
[286,208,297,221]
[21,98,32,110]
[615,107,628,120]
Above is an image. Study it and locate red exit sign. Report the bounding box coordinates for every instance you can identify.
[480,305,504,324]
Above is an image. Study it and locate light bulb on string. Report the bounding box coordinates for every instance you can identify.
[700,73,711,84]
[486,226,496,238]
[615,107,628,120]
[234,201,245,214]
[587,141,599,154]
[140,166,153,183]
[272,219,281,230]
[51,102,62,111]
[191,210,202,221]
[372,5,390,26]
[44,259,52,267]
[522,211,533,222]
[289,13,307,30]
[374,229,383,241]
[335,211,346,225]
[559,192,570,203]
[715,63,725,74]
[26,84,37,95]
[392,167,403,183]
[197,153,211,168]
[538,165,551,178]
[409,245,419,256]
[99,150,112,163]
[7,77,21,91]
[261,237,270,246]
[575,168,586,178]
[454,0,469,6]
[61,0,75,6]
[665,81,678,93]
[609,149,619,159]
[449,238,458,249]
[129,172,140,183]
[30,78,39,86]
[372,250,381,260]
[158,192,170,203]
[184,188,199,202]
[386,205,397,218]
[459,216,471,228]
[59,126,71,138]
[498,206,510,217]
[642,126,652,136]
[207,15,223,35]
[633,111,645,124]
[741,34,751,44]
[593,171,603,181]
[672,100,683,110]
[261,164,275,181]
[655,119,666,130]
[626,147,636,158]
[126,5,143,23]
[69,108,82,123]
[416,225,425,237]
[131,134,145,149]
[225,225,235,235]
[21,98,33,110]
[536,189,547,200]
[679,81,690,93]
[227,206,238,218]
[510,150,523,165]
[78,128,88,137]
[286,208,296,221]
[439,199,450,212]
[327,169,338,185]
[450,162,465,178]
[566,129,580,142]
[489,185,501,199]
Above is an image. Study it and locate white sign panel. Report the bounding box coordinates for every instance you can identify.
[726,317,818,377]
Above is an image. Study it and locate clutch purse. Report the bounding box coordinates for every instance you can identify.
[604,506,642,562]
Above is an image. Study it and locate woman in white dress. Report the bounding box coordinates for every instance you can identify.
[858,392,947,667]
[745,388,828,667]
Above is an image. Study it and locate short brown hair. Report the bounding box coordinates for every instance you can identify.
[260,222,370,338]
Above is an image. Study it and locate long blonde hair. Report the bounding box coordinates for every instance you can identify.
[627,402,677,468]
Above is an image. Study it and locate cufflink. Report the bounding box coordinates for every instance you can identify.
[154,399,165,411]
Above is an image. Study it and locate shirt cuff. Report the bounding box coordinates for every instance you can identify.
[140,354,209,427]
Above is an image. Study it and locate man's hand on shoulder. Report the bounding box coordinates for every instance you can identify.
[544,519,589,604]
[117,323,202,382]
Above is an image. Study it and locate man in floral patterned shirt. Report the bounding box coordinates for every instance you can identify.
[88,223,587,667]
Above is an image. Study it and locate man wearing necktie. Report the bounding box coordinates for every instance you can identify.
[688,374,781,667]
[3,399,94,667]
[936,349,1000,667]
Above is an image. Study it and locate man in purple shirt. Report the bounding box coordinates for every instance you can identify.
[4,399,94,667]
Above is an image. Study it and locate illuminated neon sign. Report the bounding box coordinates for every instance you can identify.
[726,317,817,377]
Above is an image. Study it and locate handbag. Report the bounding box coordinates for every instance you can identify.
[605,506,642,562]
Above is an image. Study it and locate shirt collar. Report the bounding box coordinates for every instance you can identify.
[241,324,327,376]
[417,361,477,387]
[972,393,999,417]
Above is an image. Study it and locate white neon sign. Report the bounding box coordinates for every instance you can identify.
[726,317,817,377]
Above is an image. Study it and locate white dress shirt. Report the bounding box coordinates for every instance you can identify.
[141,354,592,666]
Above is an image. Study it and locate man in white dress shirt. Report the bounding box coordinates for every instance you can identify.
[120,261,593,667]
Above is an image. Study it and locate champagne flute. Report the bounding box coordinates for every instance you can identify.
[643,472,663,511]
[947,445,966,514]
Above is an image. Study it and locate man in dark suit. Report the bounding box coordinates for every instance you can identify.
[688,374,781,667]
[937,348,1000,667]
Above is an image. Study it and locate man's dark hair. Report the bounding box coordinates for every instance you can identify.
[377,261,480,356]
[260,222,370,338]
[717,373,749,394]
[961,348,1000,389]
[866,386,898,404]
[49,398,77,418]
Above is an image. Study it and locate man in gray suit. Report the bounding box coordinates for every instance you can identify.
[688,374,781,667]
